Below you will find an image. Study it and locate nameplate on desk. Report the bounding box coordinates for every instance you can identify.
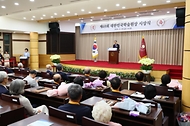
[130,92,145,98]
[66,115,74,119]
[27,119,53,126]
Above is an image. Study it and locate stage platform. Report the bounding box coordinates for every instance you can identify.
[61,60,183,81]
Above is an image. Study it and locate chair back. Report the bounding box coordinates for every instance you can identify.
[41,72,52,79]
[82,116,109,126]
[155,86,174,96]
[130,82,146,93]
[43,83,58,89]
[1,94,20,105]
[102,92,123,100]
[49,106,77,123]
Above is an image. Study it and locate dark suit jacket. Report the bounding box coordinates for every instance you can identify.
[0,84,9,95]
[57,71,69,82]
[46,70,53,77]
[113,43,120,50]
[58,103,92,125]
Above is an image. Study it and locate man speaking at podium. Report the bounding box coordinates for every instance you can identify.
[113,40,120,51]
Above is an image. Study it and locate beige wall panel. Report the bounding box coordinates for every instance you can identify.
[30,42,38,48]
[39,54,75,68]
[182,79,190,111]
[12,33,29,40]
[183,51,190,78]
[30,63,39,70]
[0,41,3,53]
[12,42,30,55]
[30,55,39,63]
[184,23,190,50]
[39,34,46,40]
[38,42,46,54]
[0,35,3,39]
[30,49,39,56]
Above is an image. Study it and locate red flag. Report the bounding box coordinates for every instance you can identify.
[139,36,147,59]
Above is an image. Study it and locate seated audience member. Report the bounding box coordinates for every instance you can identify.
[82,67,94,83]
[46,64,53,77]
[0,71,9,95]
[47,74,73,97]
[167,80,182,90]
[56,64,68,82]
[17,62,25,70]
[98,70,111,87]
[9,79,49,116]
[104,77,124,97]
[135,71,145,84]
[4,63,14,73]
[143,84,164,117]
[92,101,122,126]
[73,76,88,101]
[23,70,39,87]
[58,84,92,125]
[160,74,171,86]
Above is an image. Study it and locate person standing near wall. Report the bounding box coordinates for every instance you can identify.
[3,51,10,67]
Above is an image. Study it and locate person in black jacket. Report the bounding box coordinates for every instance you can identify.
[56,64,68,82]
[113,40,120,51]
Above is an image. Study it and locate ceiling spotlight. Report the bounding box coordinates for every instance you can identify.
[90,19,93,21]
[167,11,170,13]
[30,0,35,2]
[104,15,106,17]
[23,17,26,19]
[100,18,103,20]
[142,3,146,6]
[51,16,54,18]
[111,17,114,19]
[40,17,43,19]
[62,15,65,17]
[54,13,57,15]
[1,6,6,8]
[75,13,78,15]
[81,9,85,11]
[166,0,170,3]
[137,15,139,17]
[14,3,19,5]
[123,16,126,18]
[104,9,107,12]
[31,19,34,20]
[151,13,154,15]
[122,6,126,9]
[43,14,46,17]
[32,16,35,18]
[67,11,70,13]
[116,4,120,7]
[97,6,101,9]
[137,0,141,3]
[88,11,91,13]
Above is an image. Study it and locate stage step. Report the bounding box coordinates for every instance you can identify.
[168,69,182,80]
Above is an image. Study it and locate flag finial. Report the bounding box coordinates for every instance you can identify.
[142,35,144,39]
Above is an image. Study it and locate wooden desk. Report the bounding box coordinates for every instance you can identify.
[24,87,68,108]
[81,96,162,126]
[0,99,25,126]
[8,113,80,126]
[120,89,180,126]
[83,86,110,98]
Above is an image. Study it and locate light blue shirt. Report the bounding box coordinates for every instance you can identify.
[24,52,30,58]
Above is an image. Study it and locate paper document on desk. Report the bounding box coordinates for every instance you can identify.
[27,119,53,126]
[130,92,145,98]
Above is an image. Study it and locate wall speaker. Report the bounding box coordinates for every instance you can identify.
[49,22,59,29]
[50,28,60,34]
[176,18,185,27]
[176,8,185,18]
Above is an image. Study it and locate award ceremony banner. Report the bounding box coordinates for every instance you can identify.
[80,15,179,34]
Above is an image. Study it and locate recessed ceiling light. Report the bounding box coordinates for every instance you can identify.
[62,15,65,16]
[111,17,114,19]
[54,13,57,15]
[51,16,53,18]
[137,0,142,3]
[135,11,138,13]
[97,6,101,9]
[41,17,43,19]
[123,16,126,18]
[104,9,107,12]
[151,13,154,15]
[75,13,77,15]
[122,6,126,9]
[31,18,34,20]
[100,18,103,20]
[88,11,91,13]
[90,19,93,21]
[166,0,170,3]
[30,0,34,2]
[104,15,106,17]
[32,16,35,18]
[43,14,46,17]
[142,3,146,6]
[14,3,19,5]
[137,15,139,17]
[167,11,170,13]
[23,17,26,19]
[116,4,120,7]
[67,11,70,13]
[81,9,85,11]
[1,6,6,8]
[153,9,157,11]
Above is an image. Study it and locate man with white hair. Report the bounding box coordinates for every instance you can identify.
[46,64,53,77]
[18,62,24,69]
[0,71,9,95]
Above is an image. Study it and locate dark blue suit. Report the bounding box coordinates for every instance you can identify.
[46,70,53,77]
[113,43,120,51]
[58,103,92,125]
[0,85,9,95]
[57,71,69,82]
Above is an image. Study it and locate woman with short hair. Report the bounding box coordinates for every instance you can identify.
[9,79,48,116]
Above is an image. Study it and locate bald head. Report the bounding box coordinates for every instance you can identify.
[84,67,91,74]
[53,74,61,84]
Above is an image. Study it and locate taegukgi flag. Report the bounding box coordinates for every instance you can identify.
[92,37,98,59]
[139,36,147,59]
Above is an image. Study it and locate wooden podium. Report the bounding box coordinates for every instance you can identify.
[108,48,119,64]
[20,56,29,68]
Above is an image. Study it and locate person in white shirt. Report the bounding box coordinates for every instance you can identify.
[23,70,39,87]
[9,79,49,116]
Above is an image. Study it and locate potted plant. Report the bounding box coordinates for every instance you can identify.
[138,58,155,74]
[50,54,61,66]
